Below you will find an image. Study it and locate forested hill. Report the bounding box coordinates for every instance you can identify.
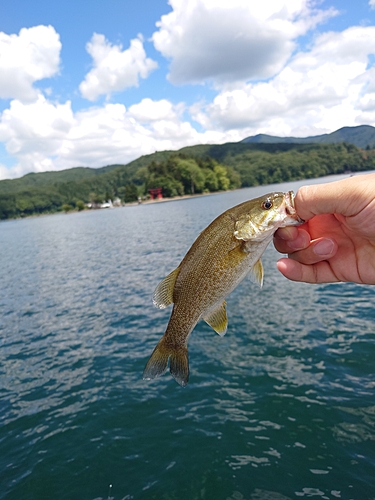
[241,125,375,149]
[1,140,375,220]
[0,164,121,195]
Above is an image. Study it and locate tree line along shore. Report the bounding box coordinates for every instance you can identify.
[1,141,374,220]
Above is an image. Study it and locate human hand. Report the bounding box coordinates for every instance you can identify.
[274,173,375,284]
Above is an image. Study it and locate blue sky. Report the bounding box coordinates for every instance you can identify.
[0,0,375,179]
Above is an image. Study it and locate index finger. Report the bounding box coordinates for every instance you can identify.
[295,173,375,221]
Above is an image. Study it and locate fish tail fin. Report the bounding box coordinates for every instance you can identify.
[170,347,189,387]
[143,337,189,387]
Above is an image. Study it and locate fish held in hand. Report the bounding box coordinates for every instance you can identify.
[143,191,303,387]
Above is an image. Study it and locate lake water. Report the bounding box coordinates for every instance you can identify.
[1,176,375,500]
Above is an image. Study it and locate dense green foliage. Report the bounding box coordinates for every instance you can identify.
[201,142,375,187]
[1,141,375,220]
[136,155,241,197]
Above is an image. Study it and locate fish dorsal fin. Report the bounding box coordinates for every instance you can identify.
[153,267,180,309]
[250,259,264,287]
[203,301,228,337]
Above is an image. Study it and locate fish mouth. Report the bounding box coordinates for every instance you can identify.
[284,191,304,223]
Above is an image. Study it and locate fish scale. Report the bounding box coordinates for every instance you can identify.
[143,191,303,387]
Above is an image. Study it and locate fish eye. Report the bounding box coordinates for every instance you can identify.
[262,199,273,210]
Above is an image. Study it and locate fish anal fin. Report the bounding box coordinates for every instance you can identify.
[251,259,264,287]
[143,337,189,387]
[153,267,180,309]
[203,301,228,337]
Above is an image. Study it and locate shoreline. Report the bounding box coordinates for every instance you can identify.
[2,171,370,222]
[125,190,222,207]
[0,190,224,222]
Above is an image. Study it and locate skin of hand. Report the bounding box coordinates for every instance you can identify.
[274,173,375,284]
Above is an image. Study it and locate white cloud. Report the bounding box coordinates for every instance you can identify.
[0,25,61,102]
[128,98,179,122]
[0,163,10,180]
[152,0,336,86]
[192,26,375,136]
[0,94,75,177]
[370,0,375,9]
[79,34,158,101]
[0,95,228,180]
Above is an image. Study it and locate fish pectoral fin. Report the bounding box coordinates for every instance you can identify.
[203,301,228,336]
[153,267,180,309]
[250,258,264,287]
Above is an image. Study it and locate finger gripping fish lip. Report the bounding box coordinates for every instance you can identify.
[285,191,304,223]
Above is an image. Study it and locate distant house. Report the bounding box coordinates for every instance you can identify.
[100,200,113,209]
[112,197,122,207]
[87,198,122,209]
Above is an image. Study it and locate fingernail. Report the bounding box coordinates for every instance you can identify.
[313,239,335,256]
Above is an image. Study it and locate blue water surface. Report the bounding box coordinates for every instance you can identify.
[1,177,374,500]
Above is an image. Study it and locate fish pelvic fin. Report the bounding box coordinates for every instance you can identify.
[250,258,264,287]
[153,267,180,309]
[203,301,228,336]
[143,337,189,387]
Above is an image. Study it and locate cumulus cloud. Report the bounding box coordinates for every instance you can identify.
[191,26,375,136]
[0,95,74,177]
[79,34,158,101]
[152,0,336,86]
[370,0,375,9]
[0,163,10,180]
[0,25,61,102]
[0,95,228,180]
[128,98,179,122]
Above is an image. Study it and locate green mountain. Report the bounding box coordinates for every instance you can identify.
[241,125,375,149]
[0,164,120,195]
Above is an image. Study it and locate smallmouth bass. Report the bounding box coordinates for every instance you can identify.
[143,191,303,387]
